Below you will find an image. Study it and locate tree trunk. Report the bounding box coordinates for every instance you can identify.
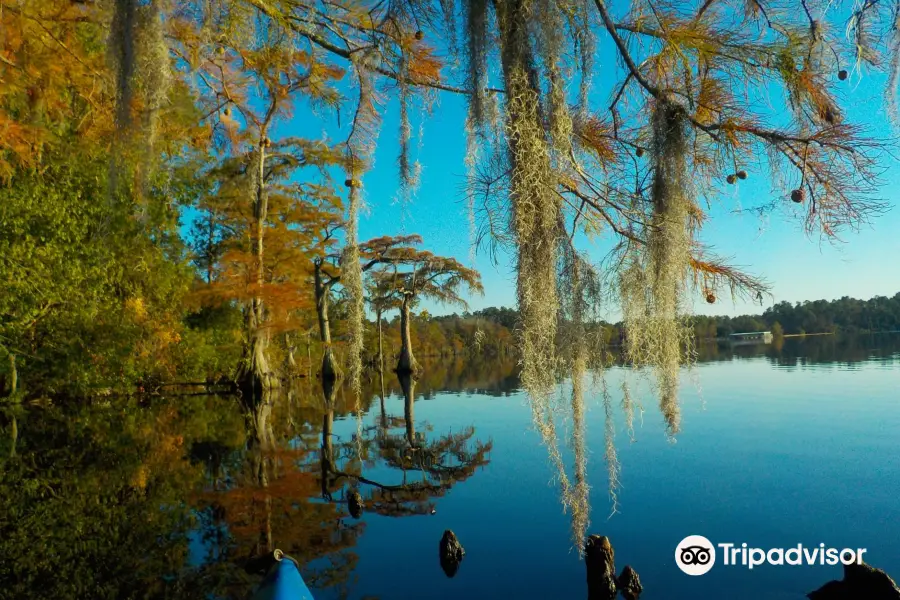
[315,262,341,381]
[239,142,277,396]
[306,332,312,379]
[376,308,384,374]
[9,415,17,458]
[399,372,416,446]
[320,379,336,499]
[396,295,419,376]
[285,333,297,374]
[586,535,618,600]
[7,354,16,397]
[585,535,643,600]
[378,369,387,428]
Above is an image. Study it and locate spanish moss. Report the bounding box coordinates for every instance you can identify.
[620,98,694,437]
[397,57,415,201]
[535,0,572,157]
[496,0,562,407]
[621,379,636,442]
[109,0,138,132]
[344,54,383,395]
[530,392,580,552]
[887,21,900,127]
[602,378,620,518]
[342,174,365,396]
[571,0,594,114]
[464,0,491,135]
[135,0,170,151]
[464,124,480,266]
[569,345,590,551]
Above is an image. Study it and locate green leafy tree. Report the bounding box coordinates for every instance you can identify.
[373,248,483,376]
[772,321,784,339]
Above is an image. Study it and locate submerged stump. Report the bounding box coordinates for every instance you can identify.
[586,535,617,600]
[617,565,642,600]
[348,490,364,519]
[808,562,900,599]
[585,535,642,600]
[439,529,465,578]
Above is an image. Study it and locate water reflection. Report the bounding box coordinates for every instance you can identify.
[327,371,492,518]
[547,333,900,558]
[689,332,900,368]
[1,336,896,598]
[0,356,507,599]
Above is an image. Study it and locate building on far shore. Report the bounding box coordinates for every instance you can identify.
[729,331,773,344]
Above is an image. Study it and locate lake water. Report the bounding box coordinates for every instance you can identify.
[1,334,899,599]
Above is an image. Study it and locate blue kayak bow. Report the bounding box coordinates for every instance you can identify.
[252,549,314,600]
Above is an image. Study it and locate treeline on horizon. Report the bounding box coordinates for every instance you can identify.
[438,294,900,348]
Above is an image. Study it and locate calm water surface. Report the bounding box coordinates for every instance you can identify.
[2,334,899,599]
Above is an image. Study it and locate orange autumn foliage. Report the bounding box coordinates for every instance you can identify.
[0,1,113,179]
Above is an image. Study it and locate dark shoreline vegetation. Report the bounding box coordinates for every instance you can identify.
[4,286,899,401]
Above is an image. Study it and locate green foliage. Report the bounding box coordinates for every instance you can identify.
[0,396,245,599]
[363,309,516,363]
[0,147,193,397]
[688,293,900,338]
[771,321,784,339]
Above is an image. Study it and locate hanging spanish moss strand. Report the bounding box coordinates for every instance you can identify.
[110,0,138,132]
[344,54,382,395]
[569,342,589,552]
[464,125,480,267]
[530,394,579,547]
[343,169,365,396]
[534,0,572,157]
[136,0,170,154]
[496,0,562,407]
[556,234,605,547]
[572,0,594,115]
[621,379,636,442]
[398,56,414,202]
[887,10,900,126]
[602,378,621,518]
[618,254,650,360]
[647,98,693,437]
[464,0,491,135]
[559,253,593,552]
[619,97,693,438]
[438,0,458,56]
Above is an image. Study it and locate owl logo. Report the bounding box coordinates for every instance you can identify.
[676,536,716,575]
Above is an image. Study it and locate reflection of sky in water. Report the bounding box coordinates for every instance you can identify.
[318,344,900,600]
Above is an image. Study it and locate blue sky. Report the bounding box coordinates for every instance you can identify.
[197,12,900,322]
[344,86,900,320]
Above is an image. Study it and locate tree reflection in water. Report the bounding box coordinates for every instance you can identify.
[189,364,495,596]
[318,371,493,518]
[0,358,501,598]
[1,344,894,596]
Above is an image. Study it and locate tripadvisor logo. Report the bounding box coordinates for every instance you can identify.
[676,535,716,575]
[675,536,867,576]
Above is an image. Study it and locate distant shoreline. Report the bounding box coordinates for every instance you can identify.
[692,330,900,343]
[781,332,835,338]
